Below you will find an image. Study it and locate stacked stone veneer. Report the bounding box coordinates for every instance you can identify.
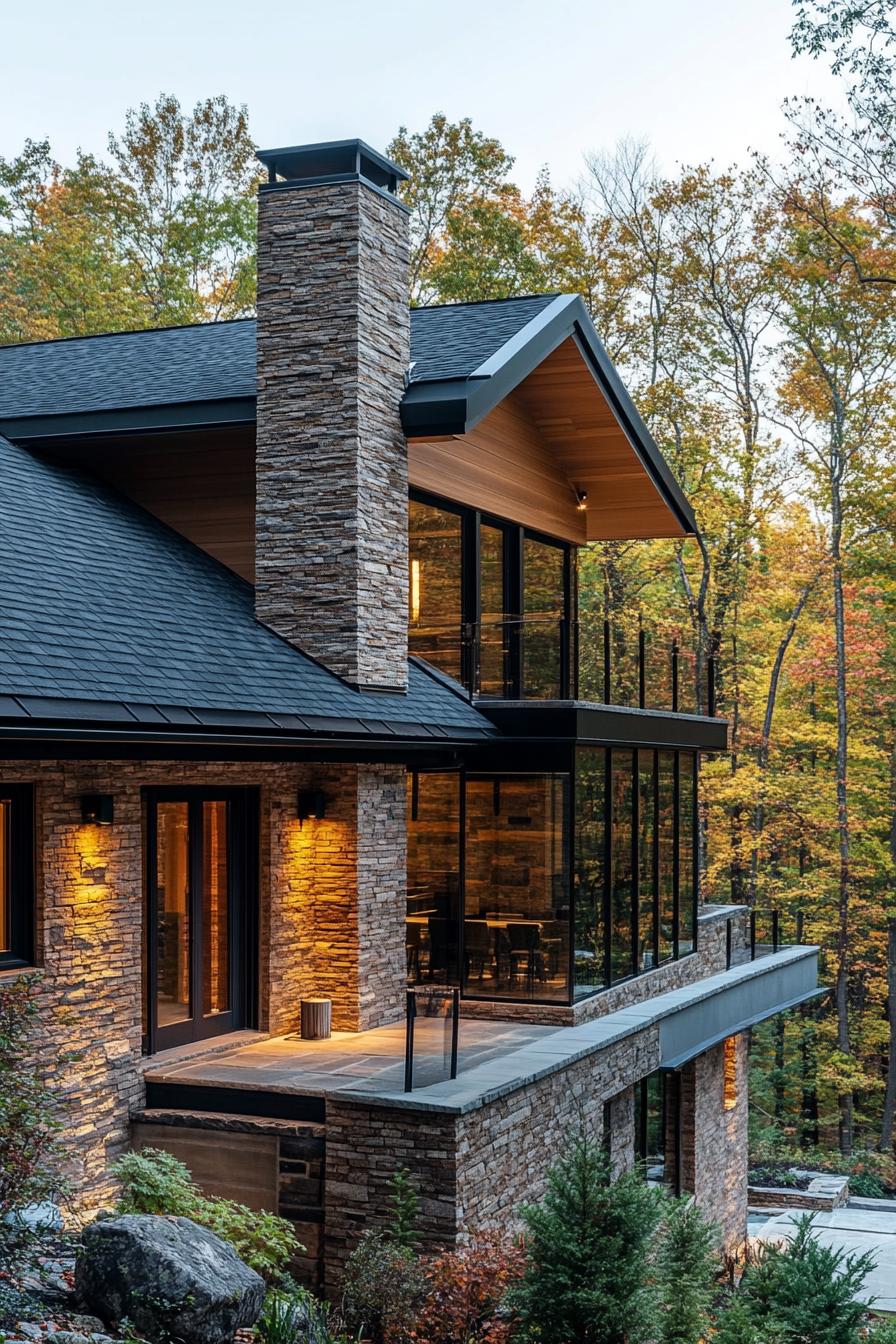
[0,758,405,1204]
[323,1021,748,1290]
[255,177,411,691]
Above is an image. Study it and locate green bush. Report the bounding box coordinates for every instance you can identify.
[655,1197,717,1344]
[256,1286,347,1344]
[736,1214,875,1344]
[0,974,66,1250]
[339,1230,423,1344]
[112,1147,301,1282]
[513,1129,663,1344]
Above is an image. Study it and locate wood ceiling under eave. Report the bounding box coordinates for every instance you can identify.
[512,337,689,542]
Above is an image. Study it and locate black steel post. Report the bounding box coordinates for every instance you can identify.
[672,640,679,714]
[450,988,460,1079]
[726,917,732,970]
[750,909,757,961]
[638,628,646,709]
[404,990,416,1093]
[772,909,780,954]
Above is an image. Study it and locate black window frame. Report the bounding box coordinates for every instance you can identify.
[0,784,36,971]
[409,489,574,699]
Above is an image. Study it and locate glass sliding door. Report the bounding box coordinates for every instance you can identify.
[147,789,255,1051]
[637,751,656,972]
[678,754,696,956]
[610,751,635,982]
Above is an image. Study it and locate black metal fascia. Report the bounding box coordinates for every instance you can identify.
[660,987,829,1071]
[0,397,257,443]
[0,718,489,762]
[480,702,729,752]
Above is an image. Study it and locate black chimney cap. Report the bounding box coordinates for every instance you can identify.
[256,138,409,199]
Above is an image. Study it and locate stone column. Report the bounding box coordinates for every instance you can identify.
[255,142,411,692]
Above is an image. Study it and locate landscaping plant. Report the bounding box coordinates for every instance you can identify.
[734,1214,876,1344]
[339,1230,423,1344]
[411,1233,525,1344]
[654,1197,717,1344]
[512,1129,663,1344]
[0,974,65,1250]
[112,1147,301,1281]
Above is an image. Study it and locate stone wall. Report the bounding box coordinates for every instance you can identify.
[679,1033,749,1251]
[0,757,406,1202]
[255,178,410,691]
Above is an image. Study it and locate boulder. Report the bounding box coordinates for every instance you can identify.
[75,1215,265,1344]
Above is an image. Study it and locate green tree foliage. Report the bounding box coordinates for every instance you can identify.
[0,92,259,343]
[654,1197,718,1344]
[0,974,65,1249]
[112,1146,300,1281]
[736,1214,876,1344]
[513,1129,662,1344]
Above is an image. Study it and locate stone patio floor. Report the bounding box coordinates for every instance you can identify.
[145,1015,562,1099]
[750,1201,896,1315]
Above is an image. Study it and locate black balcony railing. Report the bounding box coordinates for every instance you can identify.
[442,613,717,712]
[724,908,814,969]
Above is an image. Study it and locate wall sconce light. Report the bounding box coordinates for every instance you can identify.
[297,789,327,824]
[81,793,114,825]
[575,488,588,511]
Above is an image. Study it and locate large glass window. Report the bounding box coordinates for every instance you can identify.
[610,752,635,981]
[408,493,572,700]
[464,774,569,1002]
[658,753,676,964]
[522,537,566,698]
[479,524,507,697]
[637,751,656,972]
[678,754,696,956]
[408,499,464,681]
[406,772,462,985]
[0,786,33,969]
[574,749,606,996]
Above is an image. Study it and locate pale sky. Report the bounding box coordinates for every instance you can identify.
[3,0,843,191]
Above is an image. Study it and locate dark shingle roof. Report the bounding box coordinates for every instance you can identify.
[0,296,561,424]
[408,294,559,382]
[0,322,257,420]
[0,435,490,739]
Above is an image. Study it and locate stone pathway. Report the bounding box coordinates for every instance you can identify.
[750,1200,896,1314]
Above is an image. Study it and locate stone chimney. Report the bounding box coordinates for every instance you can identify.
[254,139,411,692]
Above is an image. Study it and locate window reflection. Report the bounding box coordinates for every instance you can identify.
[202,801,230,1017]
[522,537,566,698]
[637,752,656,972]
[156,802,190,1028]
[679,755,696,955]
[406,772,461,985]
[574,749,606,996]
[658,753,676,964]
[479,524,507,697]
[408,499,464,681]
[464,775,569,1002]
[610,752,634,982]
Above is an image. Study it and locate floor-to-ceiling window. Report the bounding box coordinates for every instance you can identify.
[408,492,572,700]
[522,536,567,699]
[574,749,607,996]
[408,499,464,681]
[406,771,462,985]
[406,750,698,1008]
[463,774,569,1002]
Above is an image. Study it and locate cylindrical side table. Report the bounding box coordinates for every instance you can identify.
[300,997,332,1040]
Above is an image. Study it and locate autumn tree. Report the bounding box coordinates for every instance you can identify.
[0,93,259,343]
